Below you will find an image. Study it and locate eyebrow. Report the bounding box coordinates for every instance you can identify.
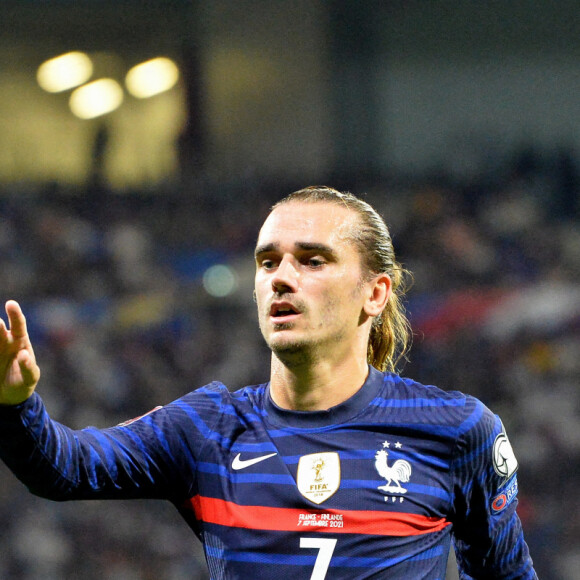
[254,241,336,259]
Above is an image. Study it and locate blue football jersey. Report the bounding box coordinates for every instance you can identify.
[0,367,536,579]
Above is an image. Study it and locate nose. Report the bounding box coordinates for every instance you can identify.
[271,256,299,294]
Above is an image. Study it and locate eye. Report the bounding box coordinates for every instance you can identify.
[305,257,326,268]
[260,258,278,270]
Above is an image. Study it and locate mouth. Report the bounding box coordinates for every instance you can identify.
[269,302,301,324]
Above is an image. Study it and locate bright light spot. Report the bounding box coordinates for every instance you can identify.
[203,265,237,298]
[37,51,93,93]
[125,57,179,99]
[69,79,124,119]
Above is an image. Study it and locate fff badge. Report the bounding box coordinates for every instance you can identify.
[297,452,341,505]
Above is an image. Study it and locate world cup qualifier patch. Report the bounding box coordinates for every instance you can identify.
[491,474,518,514]
[492,428,518,479]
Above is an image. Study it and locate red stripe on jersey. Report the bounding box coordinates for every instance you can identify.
[184,495,450,537]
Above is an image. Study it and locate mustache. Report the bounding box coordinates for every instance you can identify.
[260,295,306,315]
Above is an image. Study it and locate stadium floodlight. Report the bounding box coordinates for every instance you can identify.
[125,57,179,99]
[37,51,93,93]
[69,79,124,119]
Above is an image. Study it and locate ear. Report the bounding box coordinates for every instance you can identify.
[363,273,392,318]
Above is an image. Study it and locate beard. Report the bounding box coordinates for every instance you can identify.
[256,288,360,368]
[268,333,322,368]
[258,304,318,367]
[260,312,350,370]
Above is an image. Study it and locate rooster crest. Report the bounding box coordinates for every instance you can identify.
[375,449,412,494]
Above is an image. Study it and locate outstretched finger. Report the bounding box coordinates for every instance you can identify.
[0,317,7,344]
[5,300,29,340]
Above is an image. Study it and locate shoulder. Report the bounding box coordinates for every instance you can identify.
[383,372,486,419]
[387,374,512,469]
[116,381,268,440]
[172,381,268,415]
[381,372,502,444]
[387,372,467,401]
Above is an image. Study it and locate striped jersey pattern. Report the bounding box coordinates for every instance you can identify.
[0,367,537,579]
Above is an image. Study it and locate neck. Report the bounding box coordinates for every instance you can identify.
[269,352,370,411]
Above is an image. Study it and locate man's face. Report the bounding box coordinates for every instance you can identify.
[254,201,370,363]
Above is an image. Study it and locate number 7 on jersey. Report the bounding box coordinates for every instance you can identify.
[300,537,337,580]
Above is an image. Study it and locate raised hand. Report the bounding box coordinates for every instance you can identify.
[0,301,40,405]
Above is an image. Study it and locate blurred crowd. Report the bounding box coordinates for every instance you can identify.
[0,145,578,579]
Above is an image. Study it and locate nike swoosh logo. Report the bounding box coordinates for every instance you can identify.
[232,452,278,470]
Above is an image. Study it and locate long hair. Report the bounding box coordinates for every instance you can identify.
[272,185,412,373]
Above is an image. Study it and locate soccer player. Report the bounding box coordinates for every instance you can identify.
[0,186,536,578]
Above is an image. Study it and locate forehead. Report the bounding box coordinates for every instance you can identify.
[257,201,359,248]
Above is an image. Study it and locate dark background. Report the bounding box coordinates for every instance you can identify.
[0,2,578,578]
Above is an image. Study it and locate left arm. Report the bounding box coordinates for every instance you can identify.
[450,398,537,579]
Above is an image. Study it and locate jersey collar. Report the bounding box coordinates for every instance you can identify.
[264,365,384,428]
